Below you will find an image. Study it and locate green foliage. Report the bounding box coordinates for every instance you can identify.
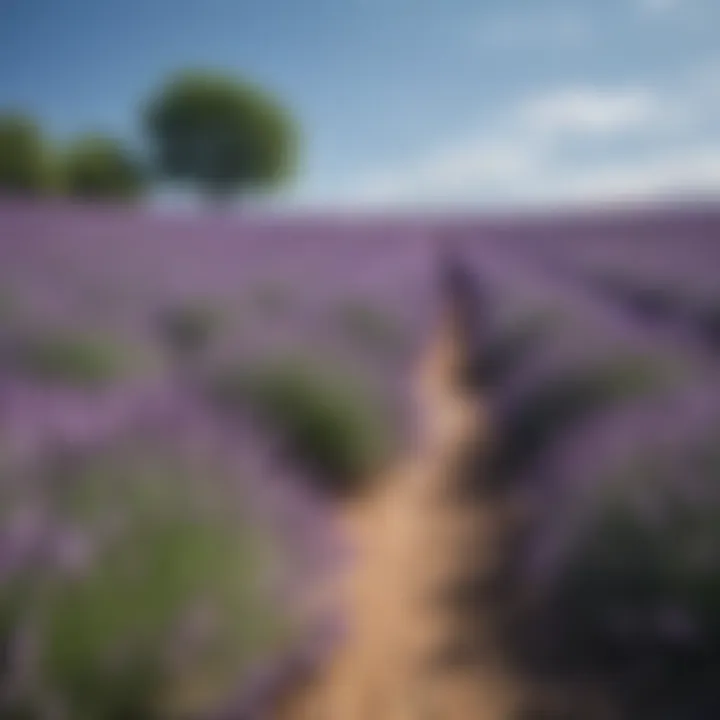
[0,113,54,195]
[210,357,391,495]
[495,354,674,479]
[156,301,222,360]
[335,300,404,354]
[61,134,146,201]
[1,445,284,719]
[143,70,298,201]
[15,330,138,387]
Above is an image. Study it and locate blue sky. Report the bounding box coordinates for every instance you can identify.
[1,0,719,209]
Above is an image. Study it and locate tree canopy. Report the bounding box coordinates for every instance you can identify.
[0,113,54,195]
[143,70,298,201]
[61,135,146,200]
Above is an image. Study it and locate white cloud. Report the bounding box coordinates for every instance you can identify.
[333,86,664,204]
[519,146,720,205]
[346,137,543,205]
[331,144,720,211]
[519,88,661,136]
[318,78,720,210]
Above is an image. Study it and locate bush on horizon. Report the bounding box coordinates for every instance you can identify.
[60,134,146,201]
[0,113,58,196]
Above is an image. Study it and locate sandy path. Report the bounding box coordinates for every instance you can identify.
[262,255,624,720]
[273,306,534,720]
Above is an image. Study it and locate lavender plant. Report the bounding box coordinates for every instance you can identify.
[11,330,139,389]
[209,355,393,496]
[542,434,720,716]
[0,428,299,719]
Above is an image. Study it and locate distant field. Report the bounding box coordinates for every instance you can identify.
[0,199,718,718]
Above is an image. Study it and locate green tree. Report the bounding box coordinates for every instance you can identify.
[0,112,53,195]
[143,70,298,202]
[62,135,145,201]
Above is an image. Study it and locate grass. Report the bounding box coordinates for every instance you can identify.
[210,355,392,496]
[12,328,144,388]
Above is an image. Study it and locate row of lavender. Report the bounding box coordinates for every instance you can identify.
[485,207,720,356]
[451,218,719,717]
[0,201,442,718]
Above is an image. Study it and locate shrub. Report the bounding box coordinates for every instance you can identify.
[335,300,404,354]
[210,357,392,495]
[14,330,138,388]
[0,443,287,720]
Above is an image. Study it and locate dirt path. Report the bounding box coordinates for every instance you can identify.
[273,305,536,720]
[266,262,621,720]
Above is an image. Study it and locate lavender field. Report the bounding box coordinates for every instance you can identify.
[0,199,719,718]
